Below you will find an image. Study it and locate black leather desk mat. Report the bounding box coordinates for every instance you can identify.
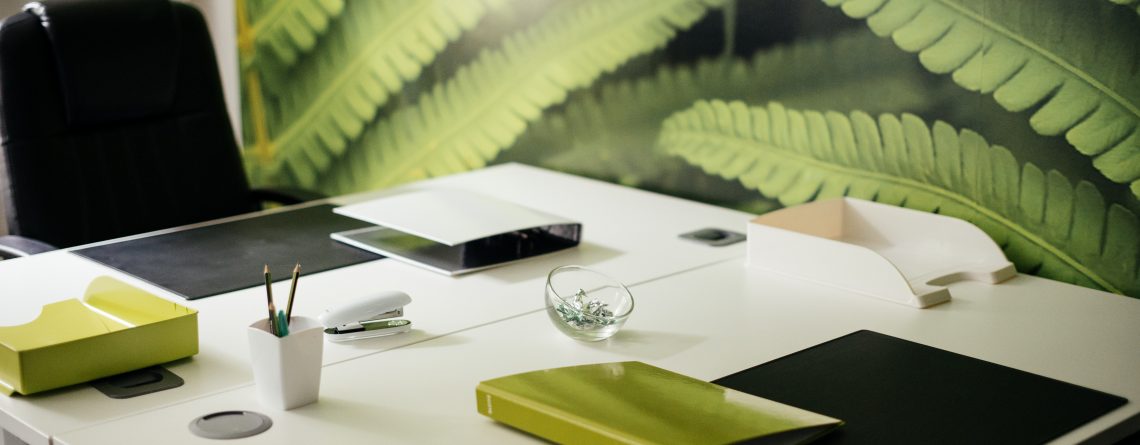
[74,204,382,300]
[714,330,1126,445]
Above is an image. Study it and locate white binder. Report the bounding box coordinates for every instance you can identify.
[332,189,581,275]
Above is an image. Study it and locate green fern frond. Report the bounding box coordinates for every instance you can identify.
[243,0,344,67]
[660,99,1140,297]
[502,28,930,190]
[1108,0,1140,15]
[313,0,724,193]
[824,0,1140,200]
[251,0,512,187]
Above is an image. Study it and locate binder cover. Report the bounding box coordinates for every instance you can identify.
[713,331,1126,445]
[332,190,580,275]
[477,361,842,445]
[74,204,381,300]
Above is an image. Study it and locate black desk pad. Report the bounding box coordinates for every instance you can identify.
[74,204,382,300]
[714,330,1126,445]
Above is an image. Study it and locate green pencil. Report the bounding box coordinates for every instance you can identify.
[276,310,290,337]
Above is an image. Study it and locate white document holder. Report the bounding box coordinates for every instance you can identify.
[747,198,1016,308]
[331,189,581,275]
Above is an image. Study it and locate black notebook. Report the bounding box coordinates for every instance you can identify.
[714,330,1126,445]
[74,204,382,300]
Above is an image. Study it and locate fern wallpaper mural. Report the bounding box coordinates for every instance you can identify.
[237,0,1140,298]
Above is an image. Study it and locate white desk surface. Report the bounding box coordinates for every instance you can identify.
[53,259,1140,445]
[0,164,752,445]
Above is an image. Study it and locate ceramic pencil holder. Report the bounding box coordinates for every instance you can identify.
[247,316,323,410]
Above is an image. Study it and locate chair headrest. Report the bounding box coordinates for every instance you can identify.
[24,0,178,127]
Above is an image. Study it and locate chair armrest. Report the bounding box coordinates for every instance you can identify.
[0,235,57,259]
[250,187,326,206]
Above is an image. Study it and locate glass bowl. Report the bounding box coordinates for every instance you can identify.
[545,265,634,341]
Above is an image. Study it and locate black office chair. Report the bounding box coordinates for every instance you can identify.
[0,0,314,258]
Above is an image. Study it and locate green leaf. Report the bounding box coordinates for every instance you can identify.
[244,0,344,67]
[499,28,931,196]
[1107,0,1140,15]
[660,99,1140,297]
[314,0,725,193]
[249,0,513,188]
[825,0,1140,199]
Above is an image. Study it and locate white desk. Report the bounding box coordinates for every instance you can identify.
[53,259,1140,444]
[0,164,754,445]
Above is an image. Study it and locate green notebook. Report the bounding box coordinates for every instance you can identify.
[476,361,842,444]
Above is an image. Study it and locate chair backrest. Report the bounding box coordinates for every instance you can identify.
[0,0,255,248]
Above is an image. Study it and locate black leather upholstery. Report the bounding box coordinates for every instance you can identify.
[29,0,180,128]
[0,234,54,258]
[0,0,259,248]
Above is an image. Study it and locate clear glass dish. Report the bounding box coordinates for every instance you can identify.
[545,265,634,341]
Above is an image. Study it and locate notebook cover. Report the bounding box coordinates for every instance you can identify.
[73,204,381,300]
[476,361,841,445]
[713,330,1127,445]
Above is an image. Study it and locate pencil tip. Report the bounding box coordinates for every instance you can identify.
[293,263,301,272]
[264,264,269,273]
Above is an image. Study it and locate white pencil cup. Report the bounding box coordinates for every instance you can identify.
[247,316,323,410]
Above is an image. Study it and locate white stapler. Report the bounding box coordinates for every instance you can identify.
[318,291,412,342]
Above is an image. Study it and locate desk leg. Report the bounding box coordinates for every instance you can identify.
[1,430,28,445]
